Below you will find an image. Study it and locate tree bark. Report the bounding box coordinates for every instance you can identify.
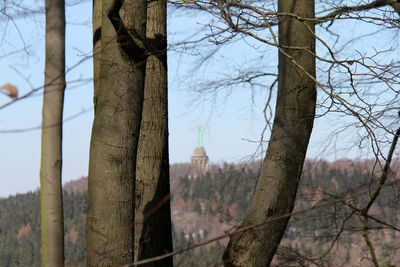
[86,0,147,265]
[223,1,316,266]
[92,0,101,100]
[134,0,173,265]
[40,0,65,266]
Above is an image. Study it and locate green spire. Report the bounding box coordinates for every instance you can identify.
[197,127,203,148]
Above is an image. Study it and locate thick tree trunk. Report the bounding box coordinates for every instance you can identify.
[92,0,101,98]
[86,0,147,265]
[223,1,316,266]
[40,0,65,266]
[134,0,173,265]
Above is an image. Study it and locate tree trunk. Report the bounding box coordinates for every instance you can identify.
[92,0,101,102]
[223,1,316,266]
[134,0,173,265]
[86,0,147,265]
[40,0,65,266]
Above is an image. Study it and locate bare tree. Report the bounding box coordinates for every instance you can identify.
[219,1,316,265]
[167,0,400,266]
[40,0,66,265]
[87,0,172,265]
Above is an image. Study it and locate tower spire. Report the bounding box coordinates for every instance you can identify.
[197,127,203,148]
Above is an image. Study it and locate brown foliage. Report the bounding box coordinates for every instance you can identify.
[0,83,18,98]
[17,223,32,239]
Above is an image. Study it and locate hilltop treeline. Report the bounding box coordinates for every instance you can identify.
[0,160,399,266]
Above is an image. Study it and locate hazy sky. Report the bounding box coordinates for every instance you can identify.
[0,1,398,197]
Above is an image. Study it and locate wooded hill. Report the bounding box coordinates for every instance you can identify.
[0,159,399,266]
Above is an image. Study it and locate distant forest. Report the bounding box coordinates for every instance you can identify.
[1,160,399,266]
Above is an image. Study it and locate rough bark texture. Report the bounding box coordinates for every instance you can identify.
[223,1,316,266]
[134,0,173,265]
[86,0,147,265]
[93,0,101,97]
[40,0,66,266]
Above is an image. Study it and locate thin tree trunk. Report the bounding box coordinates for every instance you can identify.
[134,0,172,265]
[86,0,147,265]
[40,0,65,266]
[223,1,316,266]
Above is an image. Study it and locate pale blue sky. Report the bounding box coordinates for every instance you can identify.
[0,1,399,197]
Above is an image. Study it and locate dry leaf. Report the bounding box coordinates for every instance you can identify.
[0,83,18,98]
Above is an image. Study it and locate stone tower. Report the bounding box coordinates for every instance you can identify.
[189,128,209,178]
